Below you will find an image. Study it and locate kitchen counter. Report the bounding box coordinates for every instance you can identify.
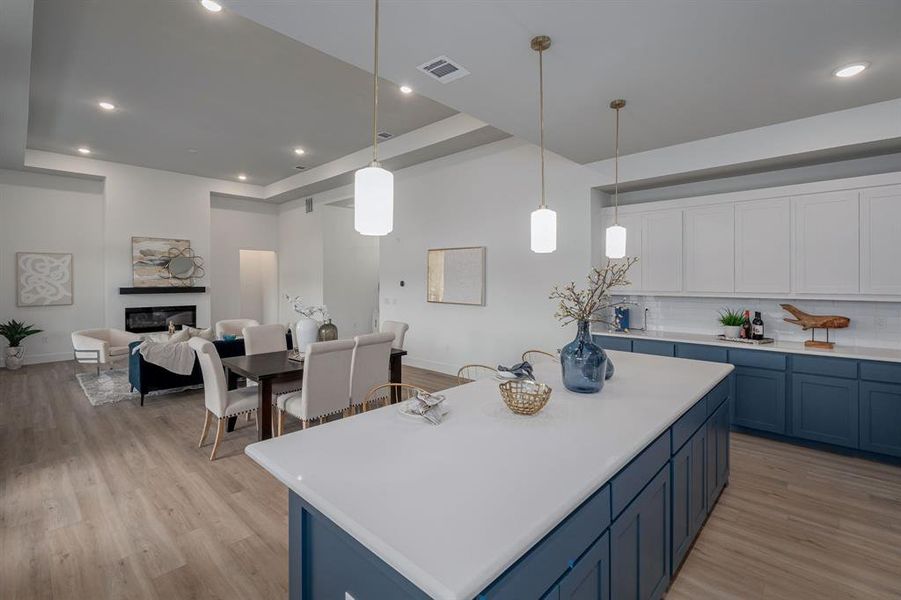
[594,328,901,364]
[245,352,733,599]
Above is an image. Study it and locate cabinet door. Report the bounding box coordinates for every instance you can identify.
[734,197,791,293]
[611,467,670,600]
[791,374,859,448]
[705,400,730,510]
[642,210,682,292]
[632,339,675,357]
[611,213,644,293]
[684,205,734,293]
[671,426,707,572]
[792,191,859,294]
[557,532,610,600]
[860,185,901,294]
[732,366,786,434]
[859,381,901,457]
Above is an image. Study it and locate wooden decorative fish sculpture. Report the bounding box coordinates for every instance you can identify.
[780,304,850,330]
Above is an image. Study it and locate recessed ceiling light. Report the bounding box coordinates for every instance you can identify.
[98,101,116,111]
[833,62,869,78]
[200,0,222,13]
[187,148,199,153]
[238,174,247,181]
[399,85,413,95]
[294,147,306,156]
[77,147,91,155]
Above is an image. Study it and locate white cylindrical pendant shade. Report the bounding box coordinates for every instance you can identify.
[531,207,557,253]
[354,165,394,235]
[605,224,627,259]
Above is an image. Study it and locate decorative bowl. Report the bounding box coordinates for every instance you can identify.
[499,380,552,415]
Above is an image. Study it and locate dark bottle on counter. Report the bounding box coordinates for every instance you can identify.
[752,311,765,340]
[741,310,752,339]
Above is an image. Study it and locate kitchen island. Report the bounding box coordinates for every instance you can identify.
[246,352,733,600]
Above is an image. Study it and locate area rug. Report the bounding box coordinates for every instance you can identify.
[76,369,201,406]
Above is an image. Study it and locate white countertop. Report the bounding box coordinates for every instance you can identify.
[594,328,901,364]
[245,353,733,600]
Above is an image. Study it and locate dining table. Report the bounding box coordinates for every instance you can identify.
[221,347,408,440]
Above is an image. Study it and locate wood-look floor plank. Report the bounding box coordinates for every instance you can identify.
[2,361,901,599]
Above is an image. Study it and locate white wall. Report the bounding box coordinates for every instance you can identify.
[0,169,105,364]
[277,200,324,324]
[378,137,596,374]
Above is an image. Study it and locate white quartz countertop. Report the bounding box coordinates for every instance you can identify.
[245,353,733,600]
[593,328,901,364]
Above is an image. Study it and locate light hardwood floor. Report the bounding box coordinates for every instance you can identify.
[1,361,900,599]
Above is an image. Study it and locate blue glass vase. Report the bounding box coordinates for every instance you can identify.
[560,320,608,393]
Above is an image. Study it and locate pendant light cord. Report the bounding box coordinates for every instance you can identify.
[538,46,546,210]
[371,0,380,165]
[613,104,620,225]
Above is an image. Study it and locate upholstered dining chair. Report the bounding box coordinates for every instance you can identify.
[364,383,427,407]
[350,332,395,412]
[457,364,498,384]
[214,318,259,340]
[379,320,409,350]
[71,328,142,375]
[521,350,557,364]
[188,337,258,461]
[275,339,355,436]
[243,323,302,428]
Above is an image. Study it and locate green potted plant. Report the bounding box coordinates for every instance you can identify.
[718,308,744,339]
[0,320,43,370]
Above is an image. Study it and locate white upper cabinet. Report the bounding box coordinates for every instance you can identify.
[642,210,683,292]
[792,191,860,294]
[684,204,734,293]
[860,185,901,295]
[609,213,644,292]
[734,198,791,294]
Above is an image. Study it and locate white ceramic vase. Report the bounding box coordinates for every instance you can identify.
[295,318,320,353]
[723,325,741,339]
[5,346,24,370]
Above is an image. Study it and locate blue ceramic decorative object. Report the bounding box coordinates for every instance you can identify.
[560,320,608,393]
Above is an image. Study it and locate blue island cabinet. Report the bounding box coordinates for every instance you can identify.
[542,532,610,600]
[671,425,707,572]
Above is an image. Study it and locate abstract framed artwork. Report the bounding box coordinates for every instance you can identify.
[427,246,486,306]
[132,236,190,287]
[16,252,74,306]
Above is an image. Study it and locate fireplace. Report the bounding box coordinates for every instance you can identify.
[125,305,197,333]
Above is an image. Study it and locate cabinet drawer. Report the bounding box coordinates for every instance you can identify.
[593,335,632,353]
[633,339,675,357]
[732,366,786,433]
[859,381,901,458]
[556,531,610,600]
[675,343,728,363]
[790,374,859,448]
[860,361,901,384]
[728,348,786,371]
[792,355,857,379]
[706,378,730,416]
[672,398,707,454]
[611,433,670,518]
[483,485,611,599]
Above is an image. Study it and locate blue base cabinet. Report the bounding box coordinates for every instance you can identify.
[544,532,610,600]
[705,401,730,509]
[859,381,901,457]
[610,467,671,600]
[671,425,706,571]
[732,366,786,434]
[791,374,859,448]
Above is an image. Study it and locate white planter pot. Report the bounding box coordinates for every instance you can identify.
[723,325,742,339]
[5,346,24,370]
[295,318,320,353]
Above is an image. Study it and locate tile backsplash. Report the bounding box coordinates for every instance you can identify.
[607,296,901,350]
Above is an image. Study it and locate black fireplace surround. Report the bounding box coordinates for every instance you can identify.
[125,305,197,333]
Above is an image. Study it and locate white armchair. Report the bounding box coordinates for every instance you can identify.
[71,328,142,375]
[214,319,259,340]
[379,320,409,349]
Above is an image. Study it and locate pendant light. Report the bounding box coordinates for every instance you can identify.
[354,0,394,236]
[605,99,627,258]
[530,35,556,254]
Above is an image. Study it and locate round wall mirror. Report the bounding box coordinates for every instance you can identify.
[167,256,196,279]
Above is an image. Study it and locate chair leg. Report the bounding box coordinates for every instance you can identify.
[96,364,100,376]
[301,419,309,430]
[278,410,285,437]
[245,413,251,423]
[198,410,212,447]
[210,418,225,461]
[255,411,260,434]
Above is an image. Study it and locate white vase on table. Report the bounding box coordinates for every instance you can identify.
[295,318,320,353]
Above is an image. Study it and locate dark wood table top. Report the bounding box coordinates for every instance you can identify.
[221,348,407,382]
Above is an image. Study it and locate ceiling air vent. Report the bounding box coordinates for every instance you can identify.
[377,131,393,140]
[295,165,306,170]
[417,55,469,83]
[305,197,313,213]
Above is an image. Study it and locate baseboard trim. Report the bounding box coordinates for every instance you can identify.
[402,357,457,376]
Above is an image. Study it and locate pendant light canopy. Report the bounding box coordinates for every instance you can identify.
[605,99,627,258]
[530,35,556,254]
[354,0,394,236]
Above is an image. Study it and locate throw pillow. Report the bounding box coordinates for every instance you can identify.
[169,328,191,343]
[183,326,214,341]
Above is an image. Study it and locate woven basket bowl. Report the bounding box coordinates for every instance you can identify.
[499,380,552,416]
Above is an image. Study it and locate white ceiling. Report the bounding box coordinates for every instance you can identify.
[225,0,901,165]
[26,0,458,184]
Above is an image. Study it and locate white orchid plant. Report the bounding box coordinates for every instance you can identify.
[285,294,330,321]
